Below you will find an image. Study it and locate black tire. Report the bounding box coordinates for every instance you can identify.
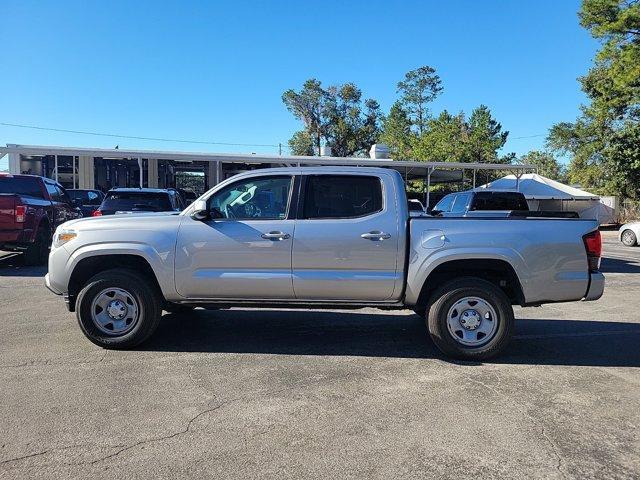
[163,303,195,314]
[23,227,50,266]
[621,229,637,247]
[76,269,162,349]
[426,277,514,361]
[412,306,427,318]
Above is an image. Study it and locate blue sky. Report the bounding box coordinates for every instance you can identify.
[0,0,597,169]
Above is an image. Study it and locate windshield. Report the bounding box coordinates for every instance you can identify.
[69,190,103,205]
[0,177,44,199]
[102,192,172,212]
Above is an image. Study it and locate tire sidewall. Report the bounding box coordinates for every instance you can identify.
[76,270,160,348]
[427,279,514,360]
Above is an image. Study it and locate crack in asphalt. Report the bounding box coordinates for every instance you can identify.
[88,402,228,465]
[0,449,51,466]
[0,351,109,369]
[0,382,308,470]
[87,382,305,466]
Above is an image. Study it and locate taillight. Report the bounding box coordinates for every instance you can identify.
[92,210,102,217]
[15,205,26,223]
[583,230,602,272]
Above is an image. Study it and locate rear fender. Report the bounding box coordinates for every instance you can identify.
[404,247,527,306]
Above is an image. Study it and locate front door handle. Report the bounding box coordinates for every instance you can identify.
[361,231,391,241]
[261,231,291,241]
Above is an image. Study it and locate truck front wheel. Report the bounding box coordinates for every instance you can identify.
[76,269,162,349]
[426,277,514,360]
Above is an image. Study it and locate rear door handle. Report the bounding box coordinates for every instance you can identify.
[361,231,391,241]
[261,231,291,241]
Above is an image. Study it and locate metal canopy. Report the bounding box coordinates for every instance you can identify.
[1,143,534,171]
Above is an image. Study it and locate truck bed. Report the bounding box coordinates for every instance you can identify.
[405,216,599,306]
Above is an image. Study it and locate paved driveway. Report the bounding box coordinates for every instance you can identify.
[0,231,638,479]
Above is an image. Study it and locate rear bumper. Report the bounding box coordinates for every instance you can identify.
[0,228,33,247]
[583,272,605,301]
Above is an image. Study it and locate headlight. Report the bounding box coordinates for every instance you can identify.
[53,229,77,248]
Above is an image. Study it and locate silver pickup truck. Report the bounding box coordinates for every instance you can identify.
[45,167,605,360]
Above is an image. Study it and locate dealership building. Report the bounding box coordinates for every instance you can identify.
[0,144,534,204]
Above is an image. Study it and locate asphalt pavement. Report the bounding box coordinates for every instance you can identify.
[0,230,638,479]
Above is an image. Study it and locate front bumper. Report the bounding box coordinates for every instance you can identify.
[44,273,63,295]
[45,273,75,311]
[583,272,605,301]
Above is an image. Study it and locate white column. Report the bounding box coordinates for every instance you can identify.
[6,144,21,174]
[207,161,222,188]
[147,159,158,187]
[8,153,21,174]
[138,158,144,188]
[78,155,95,189]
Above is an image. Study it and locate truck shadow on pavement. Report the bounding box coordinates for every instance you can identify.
[144,310,640,367]
[0,253,47,277]
[600,256,640,273]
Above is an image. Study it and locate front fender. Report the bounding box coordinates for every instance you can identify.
[63,242,175,298]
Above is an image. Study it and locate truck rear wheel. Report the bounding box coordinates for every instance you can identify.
[23,227,49,266]
[426,277,514,360]
[76,269,161,349]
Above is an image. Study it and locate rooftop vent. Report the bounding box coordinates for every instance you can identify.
[320,145,332,157]
[369,144,390,159]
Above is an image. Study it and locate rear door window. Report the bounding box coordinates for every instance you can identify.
[102,192,172,212]
[302,175,383,219]
[69,190,103,205]
[471,193,529,211]
[0,177,44,199]
[451,193,470,214]
[433,194,454,213]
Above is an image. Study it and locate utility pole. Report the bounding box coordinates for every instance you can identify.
[279,143,282,156]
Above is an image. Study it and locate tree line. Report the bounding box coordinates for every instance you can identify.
[282,67,515,168]
[282,0,640,200]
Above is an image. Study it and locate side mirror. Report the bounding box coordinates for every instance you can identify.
[190,200,209,221]
[210,207,225,219]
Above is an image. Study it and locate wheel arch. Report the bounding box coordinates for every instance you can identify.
[67,254,164,312]
[415,258,526,310]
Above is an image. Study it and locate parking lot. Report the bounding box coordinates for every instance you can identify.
[0,230,638,479]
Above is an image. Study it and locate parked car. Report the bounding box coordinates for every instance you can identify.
[432,190,579,218]
[0,173,82,264]
[619,221,640,246]
[92,188,184,216]
[176,188,198,206]
[432,190,530,217]
[67,189,105,217]
[46,167,605,360]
